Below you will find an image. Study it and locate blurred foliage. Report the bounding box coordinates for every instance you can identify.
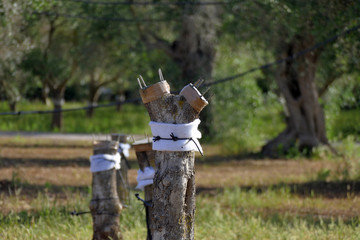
[0,101,150,134]
[0,0,359,153]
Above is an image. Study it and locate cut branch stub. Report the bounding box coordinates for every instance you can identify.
[90,140,122,240]
[179,83,208,113]
[140,81,170,104]
[133,139,155,170]
[139,73,208,240]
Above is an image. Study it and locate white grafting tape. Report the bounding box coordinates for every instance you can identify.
[136,166,155,190]
[149,119,203,154]
[118,143,131,158]
[89,152,121,173]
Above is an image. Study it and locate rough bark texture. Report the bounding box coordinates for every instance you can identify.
[90,146,122,240]
[170,5,218,85]
[262,35,328,157]
[135,148,156,240]
[144,94,200,240]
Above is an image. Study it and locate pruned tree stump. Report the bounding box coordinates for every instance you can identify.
[138,70,208,240]
[90,140,122,240]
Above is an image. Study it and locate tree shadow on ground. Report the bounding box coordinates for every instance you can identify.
[197,180,360,198]
[196,152,262,165]
[0,157,90,167]
[0,179,89,198]
[0,157,139,168]
[2,178,359,199]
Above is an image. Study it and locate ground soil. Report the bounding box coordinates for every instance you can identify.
[1,137,359,220]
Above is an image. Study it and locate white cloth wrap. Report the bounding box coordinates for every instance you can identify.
[89,152,121,173]
[149,119,202,153]
[136,167,155,190]
[118,143,131,158]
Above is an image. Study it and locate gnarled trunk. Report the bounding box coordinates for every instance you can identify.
[262,35,328,157]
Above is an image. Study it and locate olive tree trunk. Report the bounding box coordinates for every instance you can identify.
[143,94,201,240]
[169,5,219,135]
[262,35,328,157]
[170,5,218,85]
[51,95,64,130]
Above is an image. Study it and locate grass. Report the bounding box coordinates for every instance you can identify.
[1,101,359,142]
[0,105,359,239]
[0,138,359,239]
[329,109,360,141]
[0,101,150,134]
[1,188,360,240]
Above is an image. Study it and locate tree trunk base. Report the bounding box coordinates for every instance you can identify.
[261,128,296,158]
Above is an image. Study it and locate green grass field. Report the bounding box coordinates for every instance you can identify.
[0,101,358,145]
[0,101,359,239]
[0,101,151,134]
[1,187,360,240]
[0,137,359,239]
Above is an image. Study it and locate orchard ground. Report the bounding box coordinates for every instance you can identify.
[0,134,359,239]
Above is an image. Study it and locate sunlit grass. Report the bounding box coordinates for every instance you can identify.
[1,188,360,240]
[0,101,150,134]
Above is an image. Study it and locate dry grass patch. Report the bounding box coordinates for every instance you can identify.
[195,159,340,188]
[0,147,92,159]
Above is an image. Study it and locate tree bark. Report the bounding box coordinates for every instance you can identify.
[262,35,328,157]
[142,92,202,240]
[170,5,219,85]
[90,141,122,240]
